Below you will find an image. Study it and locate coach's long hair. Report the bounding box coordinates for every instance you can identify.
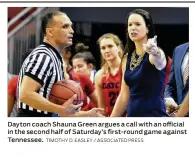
[123,9,155,60]
[97,33,124,74]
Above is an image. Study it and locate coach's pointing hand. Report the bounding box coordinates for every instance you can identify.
[143,35,160,57]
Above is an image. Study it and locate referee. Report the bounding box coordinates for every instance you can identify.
[16,11,83,117]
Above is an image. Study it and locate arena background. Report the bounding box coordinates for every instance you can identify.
[8,7,189,74]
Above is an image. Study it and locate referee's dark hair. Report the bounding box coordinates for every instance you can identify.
[41,11,66,36]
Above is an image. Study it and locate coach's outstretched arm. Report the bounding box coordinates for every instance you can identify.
[110,56,129,117]
[20,76,83,116]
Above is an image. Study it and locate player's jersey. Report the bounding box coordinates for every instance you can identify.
[8,76,18,97]
[8,75,19,117]
[101,68,122,116]
[71,72,95,111]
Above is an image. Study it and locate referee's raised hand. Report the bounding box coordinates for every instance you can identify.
[59,94,83,117]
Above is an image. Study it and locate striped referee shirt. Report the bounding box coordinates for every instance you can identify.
[17,42,64,117]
